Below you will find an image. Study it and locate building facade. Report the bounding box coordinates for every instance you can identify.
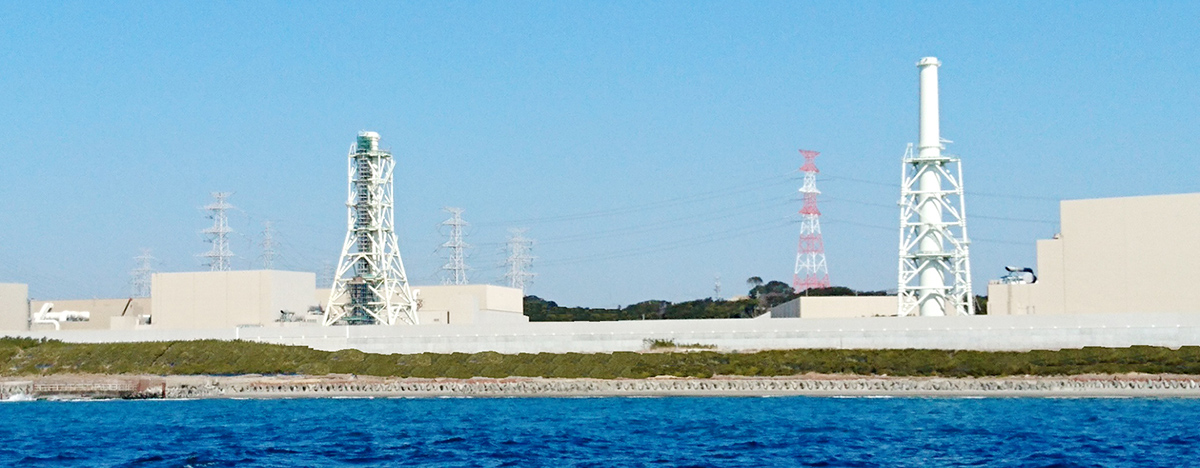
[989,193,1200,315]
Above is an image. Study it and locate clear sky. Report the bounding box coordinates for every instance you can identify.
[1,2,1197,306]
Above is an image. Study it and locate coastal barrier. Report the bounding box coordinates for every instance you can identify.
[166,375,1200,398]
[12,311,1200,354]
[8,375,1200,399]
[1,377,165,399]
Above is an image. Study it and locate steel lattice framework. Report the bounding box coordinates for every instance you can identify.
[130,249,154,298]
[325,131,418,326]
[200,192,234,271]
[503,228,535,291]
[896,57,973,317]
[440,207,470,285]
[260,221,276,270]
[897,143,973,316]
[793,150,830,291]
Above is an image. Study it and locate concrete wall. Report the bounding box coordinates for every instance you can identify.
[986,282,1034,316]
[771,296,898,319]
[414,284,527,325]
[318,284,526,325]
[0,284,28,332]
[29,298,149,331]
[151,270,316,330]
[989,193,1200,316]
[1061,193,1200,315]
[16,312,1200,354]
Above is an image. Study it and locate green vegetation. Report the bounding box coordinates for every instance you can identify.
[524,279,889,322]
[524,297,759,321]
[643,339,717,350]
[3,338,1200,379]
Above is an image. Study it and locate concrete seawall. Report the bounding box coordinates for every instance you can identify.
[167,375,1200,398]
[8,375,1200,399]
[9,312,1200,354]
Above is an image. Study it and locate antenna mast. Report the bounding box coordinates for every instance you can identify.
[201,192,234,271]
[793,150,830,291]
[325,131,419,325]
[898,57,974,316]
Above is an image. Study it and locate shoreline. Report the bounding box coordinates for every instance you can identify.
[6,374,1200,400]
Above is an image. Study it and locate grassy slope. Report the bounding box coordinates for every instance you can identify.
[4,338,1200,379]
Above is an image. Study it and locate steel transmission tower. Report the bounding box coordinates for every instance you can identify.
[130,249,155,298]
[200,192,234,271]
[260,221,277,269]
[792,150,831,291]
[440,207,470,285]
[502,228,535,291]
[898,57,974,317]
[325,131,419,326]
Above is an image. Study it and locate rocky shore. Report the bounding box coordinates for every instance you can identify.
[7,374,1200,399]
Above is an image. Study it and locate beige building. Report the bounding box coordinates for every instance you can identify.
[315,284,528,325]
[7,271,527,333]
[152,270,318,330]
[413,284,527,324]
[0,283,29,332]
[770,296,898,319]
[989,192,1200,315]
[28,298,151,331]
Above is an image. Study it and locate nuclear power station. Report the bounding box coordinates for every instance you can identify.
[2,56,1199,354]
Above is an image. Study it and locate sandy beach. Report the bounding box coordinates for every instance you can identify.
[7,373,1200,399]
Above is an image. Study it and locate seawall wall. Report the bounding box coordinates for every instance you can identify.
[7,312,1200,353]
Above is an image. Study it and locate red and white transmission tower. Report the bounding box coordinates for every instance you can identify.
[793,149,830,291]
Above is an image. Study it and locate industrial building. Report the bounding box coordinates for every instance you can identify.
[769,296,898,319]
[988,192,1200,316]
[0,273,525,332]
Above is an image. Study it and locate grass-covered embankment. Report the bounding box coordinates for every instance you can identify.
[4,338,1200,379]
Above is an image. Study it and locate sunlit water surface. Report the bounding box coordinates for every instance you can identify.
[3,396,1198,467]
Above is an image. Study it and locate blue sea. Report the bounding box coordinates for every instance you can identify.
[2,397,1198,467]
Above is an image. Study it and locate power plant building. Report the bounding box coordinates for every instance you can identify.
[988,192,1200,316]
[0,284,28,332]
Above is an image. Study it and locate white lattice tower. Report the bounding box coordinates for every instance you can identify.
[130,249,155,298]
[260,221,276,270]
[793,150,830,291]
[897,57,974,317]
[325,131,419,326]
[440,207,470,285]
[201,192,234,271]
[503,228,535,291]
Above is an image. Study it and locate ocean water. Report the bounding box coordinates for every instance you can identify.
[2,397,1198,467]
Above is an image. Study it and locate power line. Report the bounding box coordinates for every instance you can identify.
[539,218,796,268]
[821,217,1033,246]
[473,171,797,227]
[821,195,1058,224]
[475,197,793,248]
[821,174,1062,202]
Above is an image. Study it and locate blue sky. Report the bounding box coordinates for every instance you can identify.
[1,2,1197,306]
